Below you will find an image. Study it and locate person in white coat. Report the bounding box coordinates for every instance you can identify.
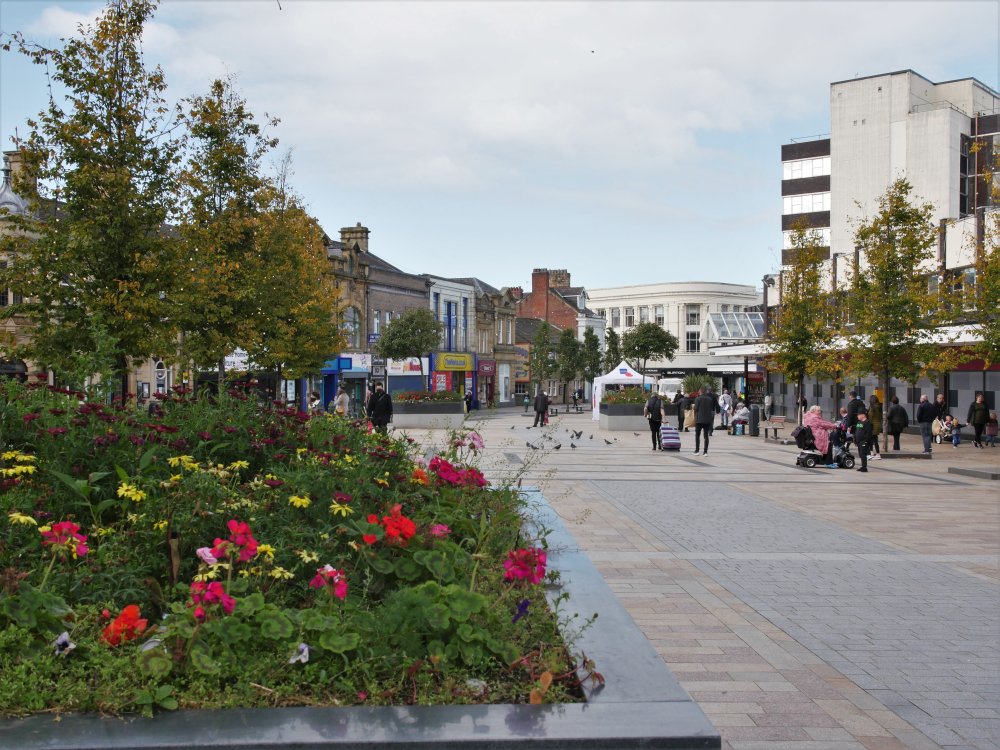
[719,388,733,428]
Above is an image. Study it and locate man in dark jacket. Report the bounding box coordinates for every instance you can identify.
[532,390,549,428]
[644,392,664,450]
[854,411,873,472]
[886,396,909,451]
[366,382,393,434]
[676,393,690,432]
[916,394,936,454]
[692,387,718,456]
[845,391,867,436]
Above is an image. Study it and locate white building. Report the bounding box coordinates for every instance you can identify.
[587,281,762,385]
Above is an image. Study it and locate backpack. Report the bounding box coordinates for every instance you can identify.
[646,397,661,417]
[792,425,814,450]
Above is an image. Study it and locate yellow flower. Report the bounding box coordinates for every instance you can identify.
[2,450,34,462]
[126,513,145,525]
[2,464,37,477]
[288,495,311,509]
[256,543,276,561]
[296,549,319,563]
[348,541,360,551]
[269,566,294,580]
[93,527,113,538]
[374,478,389,488]
[343,454,355,464]
[167,455,190,467]
[193,567,221,582]
[7,511,37,526]
[153,520,168,532]
[228,460,249,471]
[329,501,354,517]
[117,482,147,503]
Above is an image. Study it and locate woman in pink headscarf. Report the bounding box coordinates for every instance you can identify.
[803,405,840,460]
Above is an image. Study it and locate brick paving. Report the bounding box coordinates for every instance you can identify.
[403,410,999,750]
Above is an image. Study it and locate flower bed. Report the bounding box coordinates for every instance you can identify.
[0,380,580,715]
[392,390,463,403]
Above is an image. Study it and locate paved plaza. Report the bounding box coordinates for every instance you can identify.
[403,409,999,750]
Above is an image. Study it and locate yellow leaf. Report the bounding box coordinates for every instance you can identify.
[529,688,542,705]
[539,671,553,691]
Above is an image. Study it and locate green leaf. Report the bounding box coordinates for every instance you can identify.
[369,556,394,574]
[318,629,360,654]
[443,586,485,621]
[138,448,158,472]
[218,618,253,644]
[424,603,450,631]
[154,684,175,701]
[157,696,178,711]
[235,592,265,616]
[48,469,90,501]
[114,465,130,482]
[257,609,294,640]
[139,649,173,679]
[300,608,336,632]
[414,550,454,582]
[189,643,220,675]
[393,558,422,581]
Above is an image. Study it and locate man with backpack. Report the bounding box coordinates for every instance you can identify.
[644,391,664,451]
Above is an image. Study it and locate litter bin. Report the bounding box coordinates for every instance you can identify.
[749,404,761,437]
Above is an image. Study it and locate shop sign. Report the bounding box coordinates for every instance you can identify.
[433,373,452,391]
[437,353,473,371]
[386,357,427,376]
[478,359,497,375]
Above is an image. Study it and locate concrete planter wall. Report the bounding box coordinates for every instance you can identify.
[599,403,647,432]
[1,490,720,750]
[391,401,466,430]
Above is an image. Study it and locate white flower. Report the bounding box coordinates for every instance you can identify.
[288,642,310,664]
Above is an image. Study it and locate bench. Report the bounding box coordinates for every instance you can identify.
[761,415,788,439]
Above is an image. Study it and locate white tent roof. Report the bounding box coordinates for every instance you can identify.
[595,360,645,385]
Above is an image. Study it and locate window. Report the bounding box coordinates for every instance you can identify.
[654,305,664,326]
[624,307,635,327]
[342,307,361,348]
[782,227,830,249]
[596,308,605,319]
[433,292,440,322]
[720,304,729,313]
[372,310,381,334]
[686,304,700,326]
[782,192,830,215]
[782,156,830,180]
[639,306,649,324]
[685,331,700,353]
[385,311,392,325]
[610,308,620,327]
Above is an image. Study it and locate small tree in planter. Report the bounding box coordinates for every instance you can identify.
[374,308,444,390]
[621,322,679,391]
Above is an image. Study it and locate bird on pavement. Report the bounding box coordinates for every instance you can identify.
[553,443,561,450]
[633,432,640,437]
[604,438,613,445]
[570,442,577,449]
[589,434,593,440]
[510,425,515,429]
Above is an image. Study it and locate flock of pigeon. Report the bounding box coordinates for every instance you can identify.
[517,425,618,451]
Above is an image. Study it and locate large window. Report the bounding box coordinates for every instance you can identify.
[685,331,700,353]
[782,227,831,249]
[782,192,830,215]
[372,310,381,334]
[610,308,620,327]
[782,156,831,180]
[624,307,635,327]
[654,305,664,326]
[342,307,361,349]
[686,304,700,326]
[639,306,649,324]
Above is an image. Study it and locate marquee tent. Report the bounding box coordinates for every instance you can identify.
[591,361,647,421]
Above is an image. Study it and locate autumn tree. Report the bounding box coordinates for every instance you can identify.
[0,0,183,391]
[602,328,622,372]
[969,141,1000,367]
[374,307,443,390]
[528,321,557,393]
[844,178,947,449]
[621,321,679,390]
[763,223,835,424]
[174,76,278,381]
[554,328,581,403]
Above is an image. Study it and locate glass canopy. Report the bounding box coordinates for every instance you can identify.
[707,311,765,341]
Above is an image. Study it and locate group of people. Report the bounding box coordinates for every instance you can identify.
[916,392,997,453]
[307,383,394,434]
[645,386,737,455]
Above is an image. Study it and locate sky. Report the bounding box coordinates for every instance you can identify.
[1,0,997,294]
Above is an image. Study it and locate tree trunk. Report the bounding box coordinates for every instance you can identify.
[882,368,890,452]
[217,358,225,395]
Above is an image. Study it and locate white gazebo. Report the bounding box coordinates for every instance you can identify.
[591,361,646,421]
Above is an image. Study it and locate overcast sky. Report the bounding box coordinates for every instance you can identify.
[1,0,997,293]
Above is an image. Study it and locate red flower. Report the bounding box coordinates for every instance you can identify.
[503,548,547,585]
[39,521,89,559]
[309,565,348,600]
[210,519,259,563]
[101,604,148,646]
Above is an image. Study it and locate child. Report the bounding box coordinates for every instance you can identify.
[940,414,954,444]
[946,415,967,447]
[986,411,998,447]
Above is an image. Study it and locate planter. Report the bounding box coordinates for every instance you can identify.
[0,490,720,750]
[391,401,466,430]
[599,403,647,432]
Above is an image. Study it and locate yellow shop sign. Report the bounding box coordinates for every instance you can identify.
[437,353,473,371]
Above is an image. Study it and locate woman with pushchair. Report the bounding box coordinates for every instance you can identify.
[803,405,840,462]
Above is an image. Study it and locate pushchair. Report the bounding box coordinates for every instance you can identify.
[794,425,855,469]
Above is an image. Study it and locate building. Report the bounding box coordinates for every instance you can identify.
[587,281,763,391]
[448,277,519,406]
[513,316,564,403]
[511,268,605,344]
[424,275,477,397]
[761,70,1000,418]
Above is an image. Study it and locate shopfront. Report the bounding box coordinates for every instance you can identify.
[429,352,476,398]
[321,354,371,414]
[477,359,496,408]
[386,357,428,394]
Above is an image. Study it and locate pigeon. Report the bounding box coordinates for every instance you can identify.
[589,434,593,440]
[526,441,533,448]
[574,430,584,439]
[633,432,640,437]
[604,438,613,445]
[570,442,577,449]
[553,443,561,450]
[510,425,515,429]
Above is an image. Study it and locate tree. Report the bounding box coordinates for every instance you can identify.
[621,321,679,390]
[580,327,603,383]
[763,222,835,424]
[374,308,443,389]
[555,328,581,402]
[0,0,183,391]
[844,178,948,450]
[969,140,999,368]
[682,373,720,396]
[174,76,277,380]
[602,328,622,372]
[528,321,557,393]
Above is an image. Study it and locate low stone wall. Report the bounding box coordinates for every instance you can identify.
[1,490,720,750]
[391,403,466,430]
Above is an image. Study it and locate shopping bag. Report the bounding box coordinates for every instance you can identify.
[683,407,695,429]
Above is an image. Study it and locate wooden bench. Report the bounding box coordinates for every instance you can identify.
[761,415,788,439]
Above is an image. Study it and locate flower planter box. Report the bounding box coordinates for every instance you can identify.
[599,403,647,432]
[0,490,720,750]
[391,401,466,430]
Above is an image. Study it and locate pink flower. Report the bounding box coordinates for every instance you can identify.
[210,519,259,563]
[503,548,547,585]
[39,521,89,559]
[428,524,451,538]
[467,431,485,450]
[196,547,218,566]
[309,565,348,600]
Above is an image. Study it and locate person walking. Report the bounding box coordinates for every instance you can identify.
[916,394,935,454]
[308,391,323,414]
[676,392,690,432]
[985,410,998,447]
[854,410,873,473]
[886,395,908,451]
[644,391,664,450]
[333,386,350,417]
[966,393,989,449]
[532,390,548,428]
[719,388,733,429]
[692,386,718,456]
[366,382,393,434]
[845,390,867,438]
[867,394,883,459]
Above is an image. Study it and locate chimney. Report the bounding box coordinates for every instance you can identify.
[339,222,370,254]
[549,269,570,287]
[509,286,523,300]
[531,268,550,295]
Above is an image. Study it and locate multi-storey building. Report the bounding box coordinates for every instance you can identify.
[760,70,1000,418]
[450,277,519,406]
[588,281,763,391]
